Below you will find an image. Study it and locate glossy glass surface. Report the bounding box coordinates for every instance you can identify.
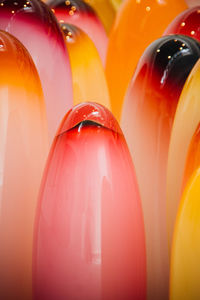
[170,167,200,300]
[167,59,200,247]
[164,6,200,42]
[106,0,187,121]
[83,0,115,33]
[48,0,108,64]
[61,24,110,109]
[0,0,73,142]
[0,30,48,300]
[33,102,146,300]
[121,35,200,300]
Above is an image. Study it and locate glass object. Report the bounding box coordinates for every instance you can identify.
[164,6,200,42]
[106,0,187,121]
[0,0,73,142]
[0,30,48,300]
[48,0,108,65]
[33,102,146,300]
[170,166,200,300]
[167,58,200,247]
[61,24,110,109]
[121,35,200,300]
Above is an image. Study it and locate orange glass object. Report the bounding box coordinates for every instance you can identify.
[83,0,115,33]
[164,6,200,42]
[33,102,146,300]
[61,24,110,109]
[0,0,73,142]
[48,0,108,64]
[167,58,200,247]
[0,31,48,299]
[106,0,187,121]
[121,35,200,300]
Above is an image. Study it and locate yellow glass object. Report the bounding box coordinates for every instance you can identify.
[84,0,115,33]
[61,24,110,109]
[170,167,200,300]
[167,58,200,246]
[106,0,188,121]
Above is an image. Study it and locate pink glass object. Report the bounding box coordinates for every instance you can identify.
[48,0,108,65]
[33,102,146,300]
[0,0,73,142]
[121,35,200,300]
[164,6,200,42]
[0,30,48,299]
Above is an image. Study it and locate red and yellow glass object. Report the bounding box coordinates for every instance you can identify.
[0,0,73,142]
[33,102,146,300]
[83,0,115,34]
[61,24,110,109]
[170,167,200,300]
[121,35,200,300]
[182,123,200,189]
[167,59,200,247]
[48,0,108,64]
[0,30,48,300]
[164,6,200,42]
[106,0,188,121]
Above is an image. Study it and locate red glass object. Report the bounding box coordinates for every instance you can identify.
[33,102,146,300]
[0,30,48,299]
[0,0,73,142]
[164,6,200,42]
[121,35,200,300]
[48,0,108,64]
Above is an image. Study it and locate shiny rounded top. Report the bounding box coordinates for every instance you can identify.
[164,6,200,42]
[57,102,122,135]
[48,0,95,16]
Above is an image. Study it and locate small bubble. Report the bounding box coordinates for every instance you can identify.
[146,6,150,11]
[65,0,70,5]
[11,10,15,13]
[69,10,74,15]
[168,55,171,59]
[182,43,185,47]
[0,3,4,6]
[71,5,76,11]
[179,47,183,50]
[24,4,26,7]
[59,19,64,23]
[156,49,160,53]
[181,22,185,27]
[191,30,195,35]
[174,39,177,42]
[14,2,18,5]
[136,0,141,3]
[51,8,55,13]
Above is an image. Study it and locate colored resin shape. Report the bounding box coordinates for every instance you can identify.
[167,59,200,247]
[0,30,48,300]
[121,35,200,300]
[48,0,107,64]
[0,0,73,142]
[33,102,146,300]
[106,0,187,121]
[170,167,200,300]
[61,24,110,109]
[164,6,200,42]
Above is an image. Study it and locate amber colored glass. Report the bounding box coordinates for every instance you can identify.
[164,6,200,42]
[121,35,200,300]
[167,59,200,248]
[106,0,188,121]
[33,102,146,300]
[48,0,108,64]
[0,30,48,300]
[61,24,110,109]
[0,0,73,142]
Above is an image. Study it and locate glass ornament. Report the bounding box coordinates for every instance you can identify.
[0,30,48,300]
[33,102,146,300]
[48,0,108,64]
[106,0,188,121]
[61,24,110,109]
[0,0,73,142]
[121,35,200,300]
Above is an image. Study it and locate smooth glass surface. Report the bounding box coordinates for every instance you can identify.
[164,6,200,42]
[33,102,146,300]
[61,24,110,109]
[0,0,73,142]
[121,35,200,300]
[170,167,200,300]
[106,0,187,121]
[0,30,48,300]
[167,58,200,247]
[48,0,108,65]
